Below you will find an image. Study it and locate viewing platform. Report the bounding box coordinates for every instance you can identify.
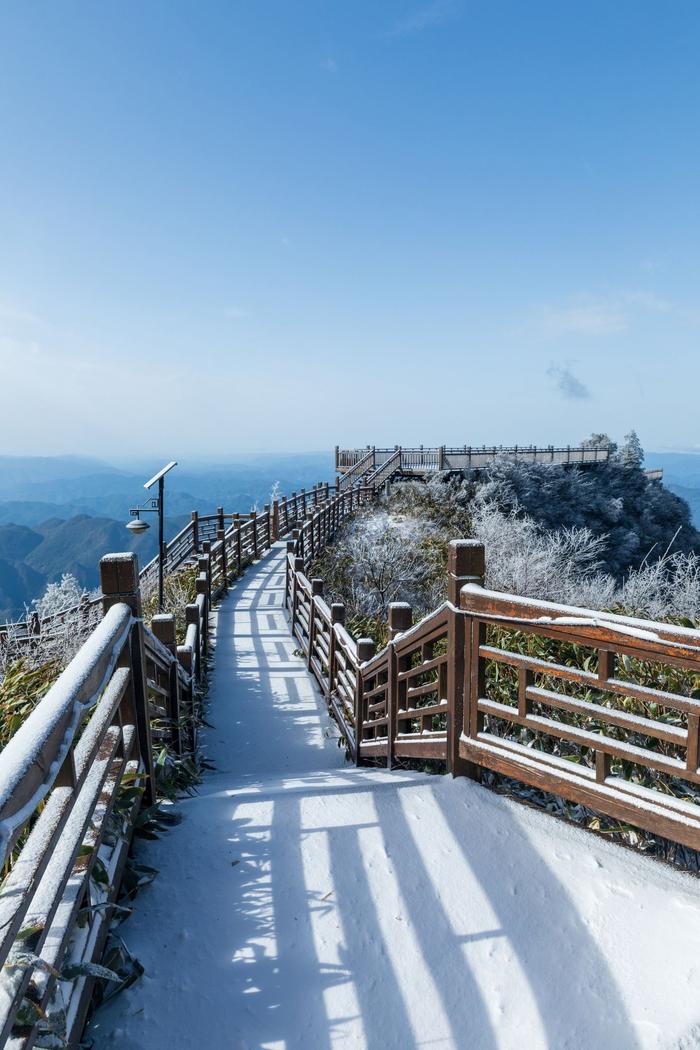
[335,444,611,490]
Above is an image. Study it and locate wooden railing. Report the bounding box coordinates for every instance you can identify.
[0,476,342,1046]
[283,486,377,753]
[335,444,612,480]
[0,551,205,1047]
[285,538,700,852]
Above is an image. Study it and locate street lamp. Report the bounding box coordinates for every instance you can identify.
[126,461,177,612]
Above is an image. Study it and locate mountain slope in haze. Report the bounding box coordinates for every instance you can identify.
[0,559,47,621]
[0,454,332,527]
[645,452,700,528]
[0,514,187,619]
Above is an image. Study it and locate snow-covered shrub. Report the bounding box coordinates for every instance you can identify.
[618,551,700,621]
[318,510,434,619]
[470,496,617,607]
[32,573,86,620]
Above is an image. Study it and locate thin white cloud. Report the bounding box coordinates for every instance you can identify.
[536,291,673,338]
[0,301,43,326]
[321,57,338,73]
[621,290,671,312]
[539,304,627,337]
[547,363,591,401]
[386,0,457,37]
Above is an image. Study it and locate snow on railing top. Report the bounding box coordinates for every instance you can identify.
[0,603,132,863]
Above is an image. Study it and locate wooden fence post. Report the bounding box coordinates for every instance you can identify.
[217,527,227,588]
[291,556,304,638]
[185,603,200,681]
[197,556,210,655]
[100,552,156,805]
[200,547,212,607]
[191,510,199,553]
[387,602,412,770]
[329,602,344,699]
[307,511,315,562]
[234,513,242,574]
[264,504,271,549]
[175,638,195,752]
[152,613,182,755]
[355,637,375,766]
[447,539,485,606]
[217,505,225,534]
[252,509,259,560]
[448,540,485,781]
[308,579,323,669]
[285,539,295,609]
[272,499,280,542]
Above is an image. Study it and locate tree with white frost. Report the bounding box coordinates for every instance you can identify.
[31,573,86,619]
[619,429,644,468]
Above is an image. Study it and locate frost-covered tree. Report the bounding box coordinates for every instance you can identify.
[581,432,618,454]
[32,573,86,619]
[321,511,434,618]
[618,429,644,467]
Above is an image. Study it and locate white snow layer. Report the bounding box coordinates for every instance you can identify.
[88,546,700,1050]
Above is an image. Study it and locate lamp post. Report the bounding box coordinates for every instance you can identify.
[126,461,177,612]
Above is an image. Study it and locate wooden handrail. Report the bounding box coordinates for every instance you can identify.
[284,531,700,852]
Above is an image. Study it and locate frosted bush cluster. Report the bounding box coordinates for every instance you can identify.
[329,511,435,618]
[470,497,617,608]
[32,573,86,620]
[0,574,96,677]
[316,473,700,626]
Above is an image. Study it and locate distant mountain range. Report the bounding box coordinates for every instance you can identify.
[0,453,332,619]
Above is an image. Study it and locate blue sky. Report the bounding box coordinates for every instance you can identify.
[0,1,698,457]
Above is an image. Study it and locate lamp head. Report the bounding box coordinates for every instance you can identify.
[126,517,150,534]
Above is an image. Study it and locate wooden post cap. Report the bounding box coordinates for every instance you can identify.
[311,578,324,595]
[286,540,296,552]
[447,539,485,604]
[388,602,412,638]
[152,613,176,648]
[331,603,345,624]
[100,552,140,596]
[357,637,375,662]
[448,539,485,577]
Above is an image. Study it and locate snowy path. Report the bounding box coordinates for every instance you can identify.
[90,545,700,1050]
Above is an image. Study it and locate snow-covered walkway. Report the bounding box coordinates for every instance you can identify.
[90,544,700,1050]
